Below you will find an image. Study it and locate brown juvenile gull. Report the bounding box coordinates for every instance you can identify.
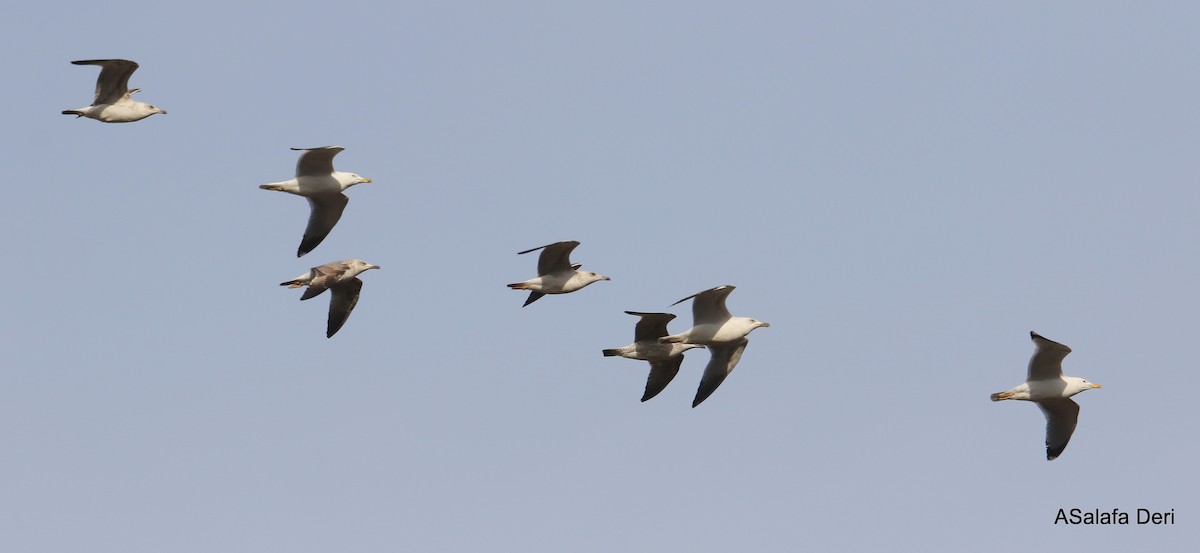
[260,147,373,257]
[991,331,1102,460]
[62,59,167,123]
[506,241,609,307]
[281,259,380,338]
[661,285,769,407]
[602,311,706,402]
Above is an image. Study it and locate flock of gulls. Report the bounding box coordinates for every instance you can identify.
[63,59,1105,459]
[504,241,769,407]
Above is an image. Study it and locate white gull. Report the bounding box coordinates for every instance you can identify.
[506,241,609,307]
[62,59,166,123]
[660,285,769,407]
[260,147,373,257]
[991,331,1102,460]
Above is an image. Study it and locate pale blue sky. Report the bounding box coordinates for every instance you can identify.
[1,1,1196,551]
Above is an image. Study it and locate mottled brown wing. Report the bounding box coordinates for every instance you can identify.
[299,262,346,300]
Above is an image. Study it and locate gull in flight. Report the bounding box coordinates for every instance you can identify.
[280,259,380,338]
[506,241,609,307]
[602,311,705,402]
[62,59,166,123]
[260,147,373,257]
[991,331,1103,460]
[661,285,769,407]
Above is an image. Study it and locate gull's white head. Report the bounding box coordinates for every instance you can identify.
[581,271,611,285]
[346,259,381,276]
[336,172,373,189]
[1064,376,1102,396]
[743,318,770,332]
[146,104,166,115]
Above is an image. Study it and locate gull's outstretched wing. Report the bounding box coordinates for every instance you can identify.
[292,146,345,177]
[327,277,364,338]
[692,337,748,407]
[626,311,676,342]
[642,355,685,402]
[1038,398,1080,461]
[298,194,349,257]
[1028,331,1072,381]
[522,291,545,307]
[72,59,138,105]
[673,285,735,325]
[518,241,580,276]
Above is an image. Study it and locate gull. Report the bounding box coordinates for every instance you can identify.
[506,241,609,307]
[991,331,1103,460]
[260,147,373,257]
[660,285,769,407]
[62,59,166,123]
[280,259,380,338]
[602,311,706,402]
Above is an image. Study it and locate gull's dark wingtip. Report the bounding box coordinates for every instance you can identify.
[522,291,545,307]
[297,241,318,257]
[642,388,664,402]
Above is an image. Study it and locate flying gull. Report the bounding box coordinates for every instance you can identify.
[280,259,380,338]
[506,241,609,306]
[602,311,705,402]
[260,147,373,257]
[62,59,167,123]
[991,331,1103,460]
[661,285,769,407]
